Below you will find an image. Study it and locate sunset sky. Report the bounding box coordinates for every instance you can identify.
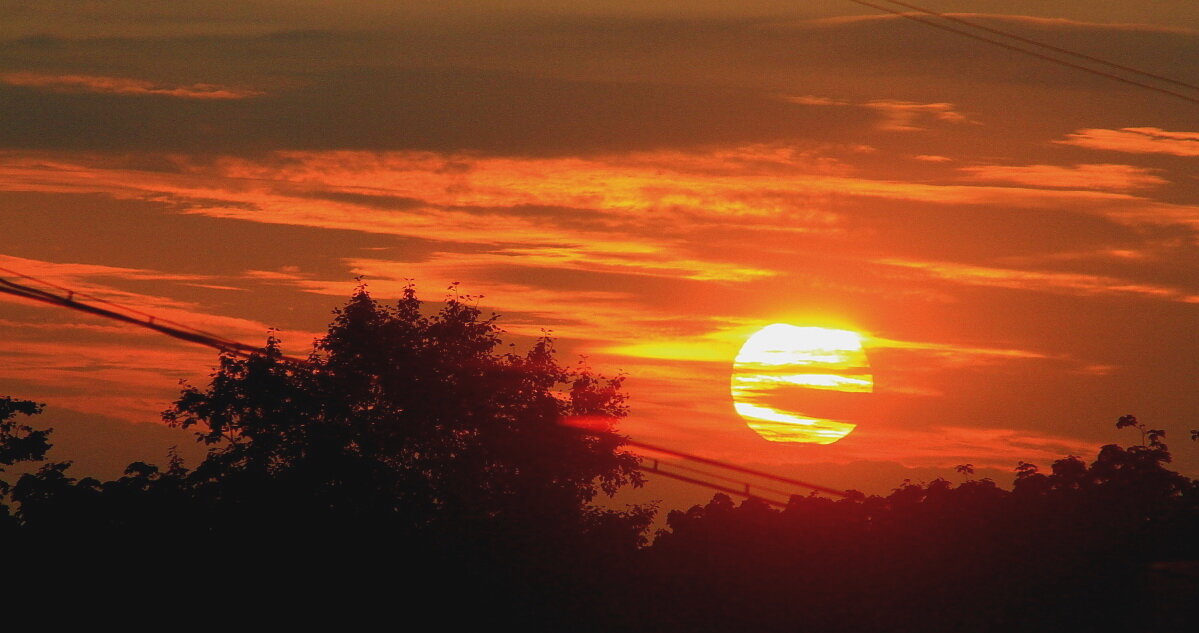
[2,1,1197,509]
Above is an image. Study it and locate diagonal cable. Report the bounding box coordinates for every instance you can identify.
[879,0,1199,92]
[841,0,1199,105]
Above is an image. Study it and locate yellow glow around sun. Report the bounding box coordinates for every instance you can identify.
[731,324,872,444]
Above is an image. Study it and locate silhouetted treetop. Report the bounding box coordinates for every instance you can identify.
[161,282,644,539]
[1,396,49,525]
[0,396,48,473]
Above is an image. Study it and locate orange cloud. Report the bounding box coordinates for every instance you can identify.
[0,148,1146,249]
[0,72,264,99]
[786,95,968,131]
[473,245,774,282]
[865,100,968,131]
[1,338,219,422]
[616,400,1099,471]
[1055,128,1199,156]
[869,337,1049,363]
[831,425,1100,469]
[878,258,1199,303]
[1097,201,1199,233]
[796,13,1197,35]
[959,163,1166,191]
[260,256,701,349]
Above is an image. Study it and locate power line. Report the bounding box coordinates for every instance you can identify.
[642,463,790,508]
[621,435,851,498]
[0,266,311,366]
[657,458,800,500]
[843,0,1199,105]
[880,0,1199,93]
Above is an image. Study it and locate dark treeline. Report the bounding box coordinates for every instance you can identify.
[2,286,1197,630]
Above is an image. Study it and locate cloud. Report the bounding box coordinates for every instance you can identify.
[869,337,1050,363]
[877,258,1199,303]
[794,12,1199,35]
[0,72,264,99]
[0,147,1140,237]
[786,95,969,131]
[864,100,968,132]
[0,65,882,154]
[255,255,714,349]
[1055,128,1199,156]
[959,163,1166,191]
[829,424,1100,469]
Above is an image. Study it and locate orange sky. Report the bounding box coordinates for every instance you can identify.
[1,1,1197,506]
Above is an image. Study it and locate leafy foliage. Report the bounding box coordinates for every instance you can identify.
[0,396,48,524]
[155,284,645,538]
[632,415,1199,633]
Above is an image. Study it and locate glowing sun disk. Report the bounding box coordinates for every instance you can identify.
[731,324,872,444]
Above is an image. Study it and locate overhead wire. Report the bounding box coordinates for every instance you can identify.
[879,0,1199,93]
[619,435,850,498]
[841,0,1199,105]
[0,266,311,366]
[654,458,800,500]
[641,465,790,509]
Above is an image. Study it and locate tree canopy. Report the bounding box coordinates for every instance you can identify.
[154,283,646,541]
[0,395,48,527]
[4,284,651,605]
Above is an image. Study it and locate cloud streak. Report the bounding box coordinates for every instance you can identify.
[0,72,264,99]
[959,163,1166,191]
[786,95,969,132]
[1055,128,1199,156]
[877,258,1199,303]
[796,13,1199,35]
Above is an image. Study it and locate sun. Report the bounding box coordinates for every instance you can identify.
[731,324,873,444]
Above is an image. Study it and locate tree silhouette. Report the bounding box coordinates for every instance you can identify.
[632,420,1199,633]
[1115,413,1167,448]
[4,285,651,620]
[0,396,48,527]
[156,283,649,560]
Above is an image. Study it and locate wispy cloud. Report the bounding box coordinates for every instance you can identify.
[795,13,1199,35]
[877,258,1199,303]
[832,425,1100,469]
[959,163,1166,191]
[786,95,968,132]
[1055,128,1199,157]
[0,72,264,100]
[0,147,1140,242]
[253,255,709,348]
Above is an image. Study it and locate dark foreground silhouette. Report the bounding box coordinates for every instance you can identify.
[2,286,1196,630]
